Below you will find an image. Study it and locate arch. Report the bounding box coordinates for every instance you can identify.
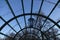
[13,27,49,39]
[19,33,41,40]
[0,13,60,31]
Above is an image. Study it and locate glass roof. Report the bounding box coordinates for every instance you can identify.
[0,0,60,39]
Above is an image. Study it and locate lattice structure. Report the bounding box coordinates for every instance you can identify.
[0,0,60,40]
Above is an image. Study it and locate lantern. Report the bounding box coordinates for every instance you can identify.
[28,17,35,27]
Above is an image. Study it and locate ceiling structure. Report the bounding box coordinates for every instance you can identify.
[0,0,60,40]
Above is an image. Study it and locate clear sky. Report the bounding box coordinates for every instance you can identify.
[0,0,60,38]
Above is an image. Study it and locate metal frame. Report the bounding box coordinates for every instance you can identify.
[13,26,48,40]
[0,13,60,40]
[19,33,41,40]
[0,0,60,40]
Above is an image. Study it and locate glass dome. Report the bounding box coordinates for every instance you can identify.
[0,0,60,40]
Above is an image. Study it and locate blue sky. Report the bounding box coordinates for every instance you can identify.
[0,0,60,38]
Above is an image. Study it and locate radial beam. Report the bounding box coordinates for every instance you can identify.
[0,16,17,33]
[0,32,12,38]
[30,0,33,18]
[44,20,60,33]
[35,0,44,28]
[41,0,60,30]
[5,0,22,30]
[21,0,27,27]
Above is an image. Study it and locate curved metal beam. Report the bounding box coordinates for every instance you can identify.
[13,27,49,40]
[0,32,12,38]
[19,33,40,40]
[0,13,60,31]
